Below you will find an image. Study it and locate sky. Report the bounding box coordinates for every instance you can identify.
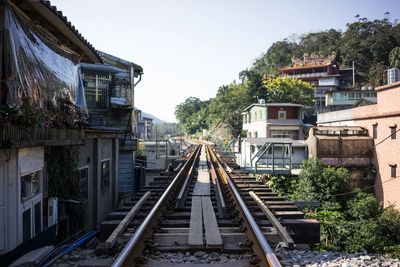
[51,0,400,122]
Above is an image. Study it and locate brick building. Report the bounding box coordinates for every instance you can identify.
[318,81,400,208]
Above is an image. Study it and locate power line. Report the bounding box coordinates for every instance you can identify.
[319,127,400,197]
[332,175,399,197]
[335,126,400,167]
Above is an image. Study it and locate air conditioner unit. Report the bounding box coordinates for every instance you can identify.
[48,197,58,227]
[387,68,400,84]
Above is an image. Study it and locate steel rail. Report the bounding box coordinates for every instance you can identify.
[206,145,281,267]
[112,145,201,267]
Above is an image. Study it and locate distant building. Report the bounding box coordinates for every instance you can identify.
[135,109,154,141]
[317,79,400,208]
[239,100,307,174]
[280,52,371,113]
[242,101,305,139]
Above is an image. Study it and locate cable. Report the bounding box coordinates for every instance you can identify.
[331,175,399,197]
[313,127,400,197]
[337,126,400,166]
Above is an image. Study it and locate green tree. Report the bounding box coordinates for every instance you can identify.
[298,29,342,56]
[239,69,265,104]
[292,157,351,202]
[175,97,207,134]
[389,47,400,68]
[340,18,397,79]
[253,39,300,76]
[262,76,314,106]
[208,82,247,136]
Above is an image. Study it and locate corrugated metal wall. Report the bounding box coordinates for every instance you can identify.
[118,151,135,196]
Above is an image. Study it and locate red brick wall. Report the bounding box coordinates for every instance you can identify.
[268,106,299,119]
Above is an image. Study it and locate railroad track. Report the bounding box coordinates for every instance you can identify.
[101,144,318,267]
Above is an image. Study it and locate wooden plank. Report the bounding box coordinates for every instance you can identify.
[105,191,151,248]
[202,196,222,248]
[209,164,227,219]
[249,191,294,248]
[188,196,203,247]
[193,171,210,196]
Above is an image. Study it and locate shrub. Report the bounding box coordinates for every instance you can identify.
[259,174,294,195]
[346,190,382,220]
[321,201,342,212]
[307,210,347,250]
[292,157,351,202]
[379,205,400,244]
[343,219,388,253]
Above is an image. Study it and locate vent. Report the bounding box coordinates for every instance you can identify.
[259,99,266,104]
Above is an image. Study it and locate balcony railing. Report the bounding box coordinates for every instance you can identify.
[0,126,84,148]
[288,72,328,79]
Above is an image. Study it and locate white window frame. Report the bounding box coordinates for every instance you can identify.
[19,169,43,243]
[278,110,287,120]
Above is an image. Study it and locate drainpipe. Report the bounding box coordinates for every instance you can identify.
[130,65,143,136]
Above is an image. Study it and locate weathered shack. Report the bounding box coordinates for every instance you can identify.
[306,126,373,166]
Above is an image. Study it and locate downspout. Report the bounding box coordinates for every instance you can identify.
[130,64,143,137]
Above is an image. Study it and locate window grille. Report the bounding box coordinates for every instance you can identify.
[83,72,111,110]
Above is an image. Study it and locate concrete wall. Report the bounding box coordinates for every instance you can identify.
[76,136,118,228]
[0,147,45,254]
[0,149,18,254]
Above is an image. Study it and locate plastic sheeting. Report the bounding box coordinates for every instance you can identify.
[3,6,87,109]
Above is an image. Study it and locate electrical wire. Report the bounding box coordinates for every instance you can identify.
[326,127,400,197]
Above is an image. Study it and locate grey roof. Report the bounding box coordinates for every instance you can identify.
[98,51,143,74]
[243,138,307,147]
[243,103,303,112]
[80,63,125,73]
[267,119,303,126]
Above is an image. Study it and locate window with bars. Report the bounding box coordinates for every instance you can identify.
[82,72,111,110]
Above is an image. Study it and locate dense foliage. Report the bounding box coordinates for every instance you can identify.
[175,15,400,139]
[263,158,400,257]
